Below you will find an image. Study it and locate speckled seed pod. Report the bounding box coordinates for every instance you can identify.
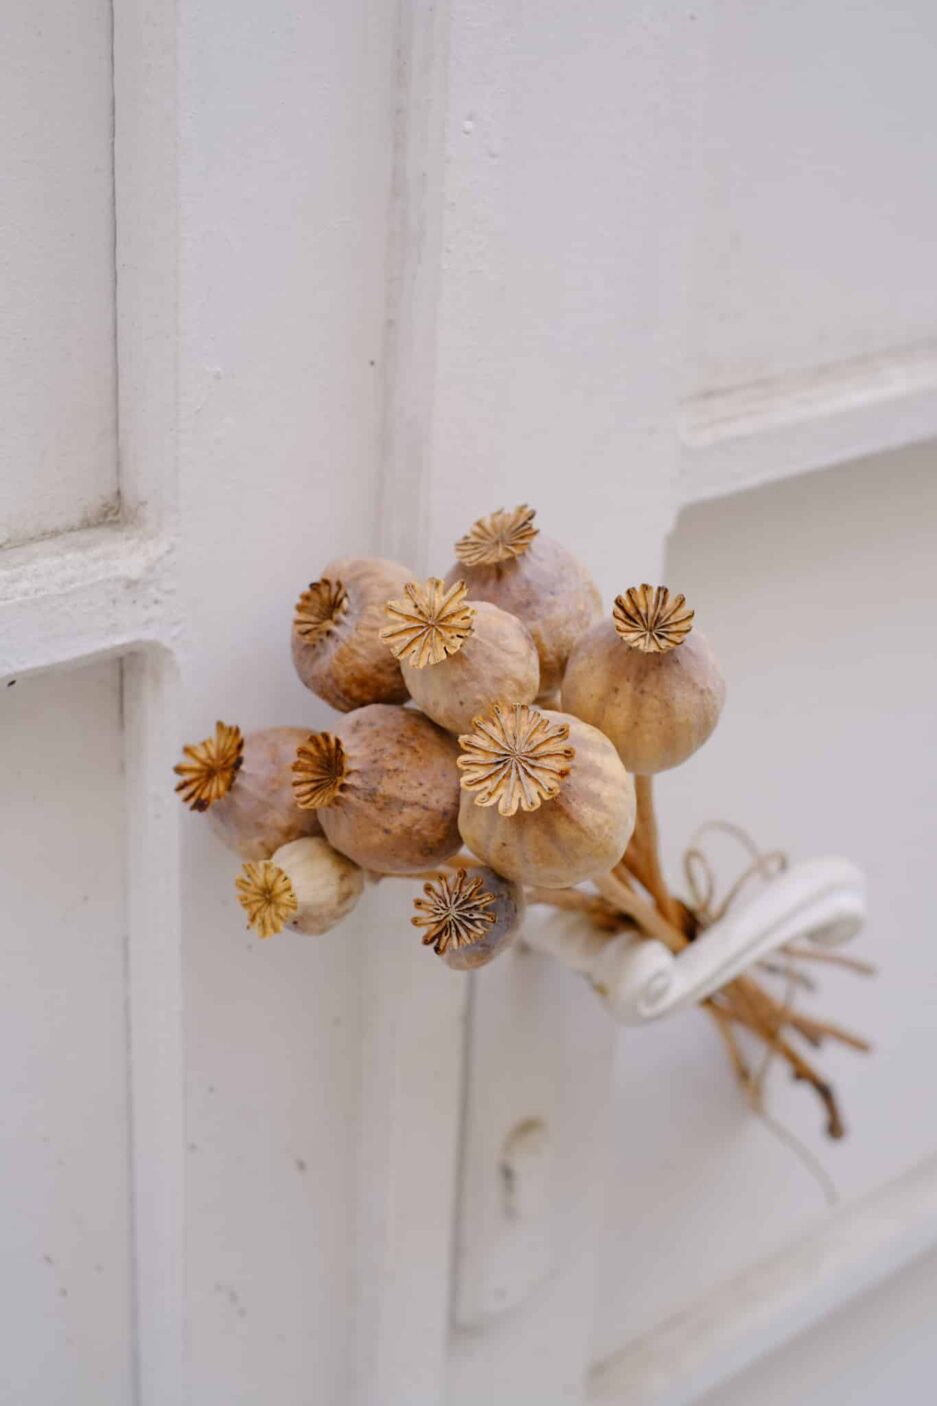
[174,722,323,859]
[291,557,414,712]
[443,505,601,697]
[411,865,525,971]
[379,577,540,735]
[291,703,462,874]
[456,702,635,889]
[562,585,725,774]
[235,836,364,938]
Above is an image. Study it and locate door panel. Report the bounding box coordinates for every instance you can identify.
[0,0,118,547]
[0,661,132,1405]
[686,1,937,395]
[591,443,937,1381]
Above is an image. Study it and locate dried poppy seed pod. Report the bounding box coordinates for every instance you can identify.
[456,702,635,889]
[292,703,462,873]
[562,585,726,775]
[235,836,364,938]
[443,505,601,697]
[174,722,323,859]
[291,557,414,712]
[380,577,540,735]
[412,866,525,971]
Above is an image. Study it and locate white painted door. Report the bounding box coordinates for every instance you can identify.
[418,4,937,1404]
[2,4,935,1405]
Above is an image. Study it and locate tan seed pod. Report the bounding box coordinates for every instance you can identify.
[381,578,540,735]
[412,865,525,971]
[456,702,635,888]
[291,703,462,873]
[235,836,364,938]
[174,722,323,859]
[444,505,601,697]
[291,557,414,712]
[561,586,726,774]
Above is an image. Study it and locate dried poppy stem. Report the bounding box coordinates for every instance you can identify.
[780,946,877,976]
[380,869,453,883]
[721,982,846,1139]
[627,775,685,930]
[731,972,787,1028]
[758,960,818,992]
[729,974,870,1056]
[785,1012,872,1054]
[593,871,686,951]
[707,1003,759,1108]
[526,886,626,932]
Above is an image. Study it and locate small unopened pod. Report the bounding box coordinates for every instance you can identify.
[235,836,364,938]
[456,702,635,889]
[411,865,525,970]
[291,703,462,873]
[562,585,725,774]
[380,577,540,735]
[174,721,322,859]
[443,505,601,697]
[291,557,414,712]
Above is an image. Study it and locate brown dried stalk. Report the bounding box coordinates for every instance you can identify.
[787,1012,872,1054]
[781,946,878,976]
[626,775,685,930]
[526,886,626,933]
[593,870,684,950]
[707,1005,759,1108]
[718,994,847,1140]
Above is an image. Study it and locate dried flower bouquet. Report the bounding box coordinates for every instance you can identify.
[176,506,870,1138]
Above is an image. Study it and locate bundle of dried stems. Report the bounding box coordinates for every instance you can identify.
[175,505,872,1138]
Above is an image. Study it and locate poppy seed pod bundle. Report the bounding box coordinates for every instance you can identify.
[380,577,540,735]
[562,585,725,774]
[291,703,462,873]
[456,702,636,889]
[174,515,875,1144]
[174,721,323,859]
[291,557,414,712]
[443,505,601,697]
[412,865,525,971]
[235,836,364,938]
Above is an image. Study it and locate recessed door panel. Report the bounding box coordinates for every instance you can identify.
[591,443,937,1366]
[0,0,118,547]
[686,2,937,395]
[0,661,132,1404]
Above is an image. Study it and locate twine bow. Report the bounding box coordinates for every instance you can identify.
[683,821,788,930]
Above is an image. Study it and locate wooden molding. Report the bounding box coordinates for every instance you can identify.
[679,340,937,507]
[589,1153,937,1405]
